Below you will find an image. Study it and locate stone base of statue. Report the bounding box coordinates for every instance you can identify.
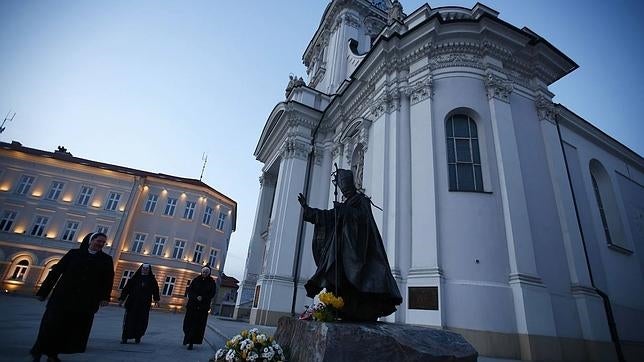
[274,317,478,362]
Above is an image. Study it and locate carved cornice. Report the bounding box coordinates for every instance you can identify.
[535,94,556,124]
[485,71,513,103]
[331,142,343,160]
[405,76,433,105]
[259,172,276,187]
[280,137,312,160]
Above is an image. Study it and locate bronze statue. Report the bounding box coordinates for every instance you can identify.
[298,168,402,321]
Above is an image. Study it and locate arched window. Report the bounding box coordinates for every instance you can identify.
[446,114,483,191]
[589,160,625,247]
[10,260,29,280]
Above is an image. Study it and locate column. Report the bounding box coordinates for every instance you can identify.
[485,70,559,360]
[250,137,311,326]
[536,95,611,345]
[234,172,276,320]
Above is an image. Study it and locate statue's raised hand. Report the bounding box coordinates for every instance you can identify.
[298,193,307,207]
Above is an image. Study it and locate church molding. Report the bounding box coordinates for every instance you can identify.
[535,94,556,124]
[508,273,544,288]
[280,136,312,161]
[485,71,513,103]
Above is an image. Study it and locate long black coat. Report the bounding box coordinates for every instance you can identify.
[32,248,114,355]
[182,275,216,345]
[118,265,160,340]
[303,193,402,321]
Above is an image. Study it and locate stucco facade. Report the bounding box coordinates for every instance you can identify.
[0,141,236,310]
[235,1,644,361]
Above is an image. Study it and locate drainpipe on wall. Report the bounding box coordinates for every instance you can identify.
[554,113,625,362]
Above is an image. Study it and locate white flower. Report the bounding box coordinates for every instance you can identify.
[240,339,254,351]
[215,348,225,360]
[230,334,243,345]
[313,288,327,307]
[247,352,259,361]
[225,349,237,362]
[248,328,259,335]
[256,334,267,343]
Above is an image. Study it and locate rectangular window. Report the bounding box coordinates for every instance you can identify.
[132,233,146,253]
[208,249,218,268]
[152,236,166,256]
[96,225,109,235]
[61,221,80,241]
[193,244,204,264]
[16,175,35,195]
[30,215,49,237]
[216,211,226,230]
[203,206,213,225]
[0,210,18,232]
[119,270,135,289]
[172,239,186,259]
[183,201,196,220]
[162,276,176,296]
[144,194,158,213]
[184,279,191,297]
[164,198,177,216]
[46,181,64,201]
[105,192,121,211]
[77,186,94,206]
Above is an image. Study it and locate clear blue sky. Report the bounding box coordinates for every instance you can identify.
[1,1,643,281]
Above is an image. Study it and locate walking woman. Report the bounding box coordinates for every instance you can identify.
[118,263,160,344]
[182,266,216,350]
[31,232,114,362]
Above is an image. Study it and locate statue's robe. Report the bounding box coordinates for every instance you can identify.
[303,193,402,321]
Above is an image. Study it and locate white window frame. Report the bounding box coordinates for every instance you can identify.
[152,236,166,256]
[11,260,30,280]
[162,276,176,296]
[203,206,213,225]
[105,192,121,211]
[208,248,218,268]
[77,186,94,206]
[46,181,64,201]
[30,215,49,237]
[61,220,80,241]
[164,198,177,216]
[144,194,158,213]
[132,233,146,253]
[216,211,226,231]
[96,225,109,235]
[193,244,204,264]
[183,201,196,220]
[16,175,35,195]
[0,210,18,232]
[172,239,186,259]
[119,270,135,289]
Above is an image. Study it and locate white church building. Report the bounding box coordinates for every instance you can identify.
[234,1,644,360]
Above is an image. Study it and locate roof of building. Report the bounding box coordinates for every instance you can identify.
[220,273,239,288]
[0,140,238,230]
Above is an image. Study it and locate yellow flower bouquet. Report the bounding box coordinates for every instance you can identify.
[299,288,344,322]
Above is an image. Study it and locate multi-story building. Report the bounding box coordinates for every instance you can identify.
[236,1,643,361]
[0,141,236,309]
[212,273,239,318]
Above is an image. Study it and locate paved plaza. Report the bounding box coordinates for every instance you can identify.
[0,294,275,362]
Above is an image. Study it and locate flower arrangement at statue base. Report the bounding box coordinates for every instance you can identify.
[299,288,344,322]
[211,328,286,362]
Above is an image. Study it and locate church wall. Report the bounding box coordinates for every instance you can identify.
[430,73,517,334]
[561,125,644,343]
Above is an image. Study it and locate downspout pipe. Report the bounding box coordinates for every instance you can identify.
[554,113,625,362]
[290,115,325,316]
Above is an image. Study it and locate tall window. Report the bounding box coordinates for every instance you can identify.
[591,174,612,243]
[203,206,213,225]
[172,240,186,259]
[16,175,35,195]
[183,201,196,220]
[193,244,204,264]
[105,192,121,211]
[589,160,626,249]
[144,194,158,213]
[132,233,146,253]
[164,198,177,216]
[152,236,166,256]
[119,270,135,289]
[77,186,94,206]
[31,215,49,237]
[11,260,29,280]
[96,225,109,235]
[46,181,64,200]
[0,210,17,232]
[216,211,226,231]
[61,221,80,241]
[208,249,218,268]
[446,114,483,192]
[162,276,176,296]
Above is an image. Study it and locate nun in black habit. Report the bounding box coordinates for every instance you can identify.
[31,232,114,362]
[298,168,402,322]
[182,266,216,350]
[118,263,160,344]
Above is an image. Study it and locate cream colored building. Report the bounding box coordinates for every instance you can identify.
[0,141,236,309]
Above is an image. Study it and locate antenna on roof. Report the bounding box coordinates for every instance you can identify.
[0,111,16,134]
[199,153,208,181]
